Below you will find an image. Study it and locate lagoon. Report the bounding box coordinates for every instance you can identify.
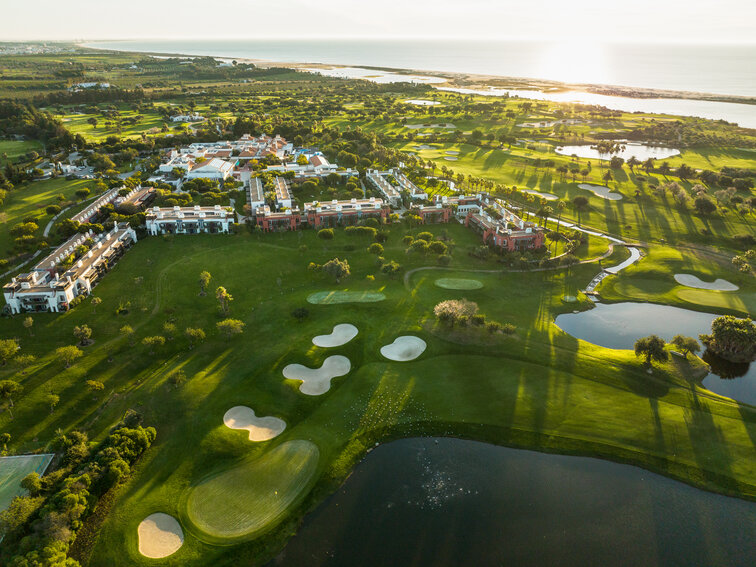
[270,437,756,567]
[555,302,755,404]
[556,143,680,161]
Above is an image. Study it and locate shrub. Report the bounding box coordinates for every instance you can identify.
[368,243,384,255]
[318,228,334,240]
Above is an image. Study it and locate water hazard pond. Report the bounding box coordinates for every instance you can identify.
[555,302,755,404]
[270,437,756,567]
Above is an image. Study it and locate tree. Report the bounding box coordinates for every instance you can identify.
[216,286,233,315]
[694,195,717,215]
[199,271,211,295]
[433,299,479,326]
[0,432,10,452]
[120,325,135,346]
[0,380,22,418]
[699,316,756,363]
[73,325,92,346]
[91,296,102,313]
[368,242,384,255]
[0,339,19,365]
[185,327,206,349]
[55,345,83,368]
[670,335,700,358]
[15,354,36,374]
[46,393,60,413]
[634,335,668,365]
[572,196,589,224]
[142,336,165,355]
[21,472,43,495]
[380,260,402,278]
[86,379,105,392]
[217,318,245,338]
[292,308,309,322]
[0,495,44,535]
[163,322,177,340]
[317,228,334,240]
[322,258,350,282]
[23,316,34,336]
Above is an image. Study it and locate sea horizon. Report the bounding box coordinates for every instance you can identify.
[84,38,756,99]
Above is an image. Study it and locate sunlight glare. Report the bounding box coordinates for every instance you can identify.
[536,41,608,85]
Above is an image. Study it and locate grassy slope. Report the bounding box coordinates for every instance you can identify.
[0,140,44,162]
[0,224,750,566]
[0,177,93,258]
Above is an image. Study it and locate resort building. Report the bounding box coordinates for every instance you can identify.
[303,198,390,229]
[114,186,156,209]
[247,177,266,210]
[465,207,545,252]
[71,186,121,224]
[145,205,235,235]
[184,158,235,181]
[3,225,137,314]
[390,168,427,201]
[366,170,401,206]
[273,177,292,208]
[434,194,483,218]
[410,203,452,224]
[254,206,302,232]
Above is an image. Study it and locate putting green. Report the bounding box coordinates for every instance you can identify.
[184,440,319,543]
[307,291,386,304]
[434,278,484,290]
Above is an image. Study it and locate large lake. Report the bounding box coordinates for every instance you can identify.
[555,143,680,161]
[555,302,755,405]
[270,437,756,567]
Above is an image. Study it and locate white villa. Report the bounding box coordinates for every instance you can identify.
[171,113,205,122]
[184,158,235,181]
[145,205,235,235]
[3,225,137,314]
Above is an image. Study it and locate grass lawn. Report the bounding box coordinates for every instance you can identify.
[0,223,752,566]
[0,177,95,260]
[0,140,44,163]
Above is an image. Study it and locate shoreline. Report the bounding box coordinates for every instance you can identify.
[78,43,756,108]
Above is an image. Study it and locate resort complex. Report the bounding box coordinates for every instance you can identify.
[0,34,755,567]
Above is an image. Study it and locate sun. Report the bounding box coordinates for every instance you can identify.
[536,40,609,85]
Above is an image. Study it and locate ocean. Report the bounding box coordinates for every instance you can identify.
[84,39,756,127]
[85,39,756,97]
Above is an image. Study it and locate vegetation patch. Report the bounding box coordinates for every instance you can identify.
[184,440,320,543]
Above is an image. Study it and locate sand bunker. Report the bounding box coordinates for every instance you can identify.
[138,513,184,558]
[521,189,559,201]
[674,274,739,291]
[380,336,427,361]
[307,291,386,305]
[435,278,484,290]
[283,355,351,395]
[313,324,358,347]
[223,406,286,442]
[577,184,623,201]
[444,157,458,161]
[445,150,460,155]
[414,144,435,150]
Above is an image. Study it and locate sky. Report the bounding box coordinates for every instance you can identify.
[2,0,755,43]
